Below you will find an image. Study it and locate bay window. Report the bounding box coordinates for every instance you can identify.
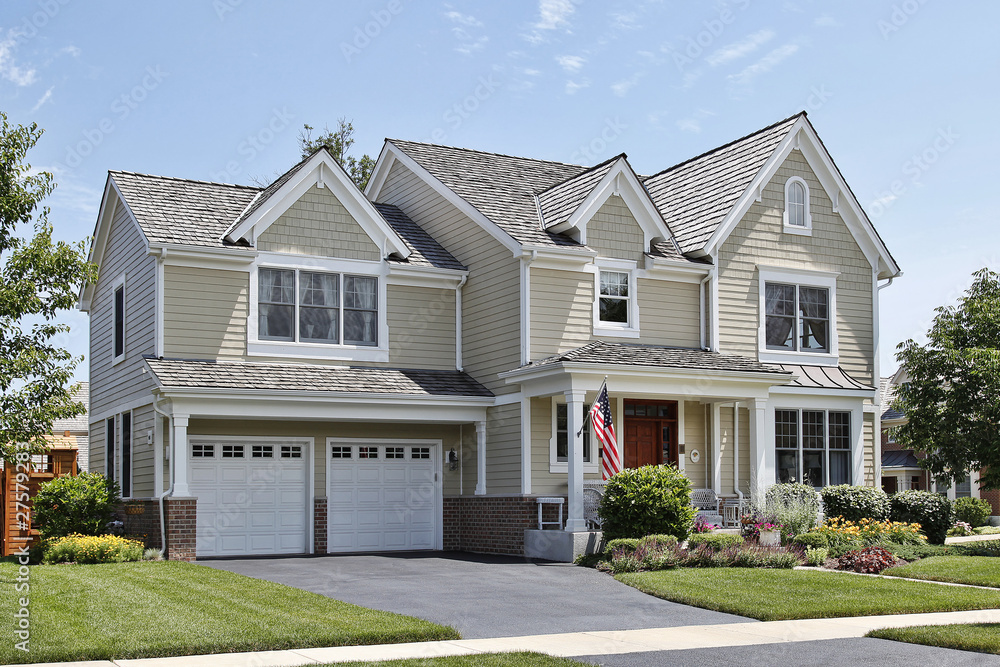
[775,408,851,487]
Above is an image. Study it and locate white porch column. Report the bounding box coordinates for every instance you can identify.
[172,414,190,497]
[565,389,587,532]
[712,402,722,494]
[475,420,487,496]
[520,397,532,494]
[749,399,769,502]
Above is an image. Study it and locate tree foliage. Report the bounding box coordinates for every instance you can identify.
[894,268,1000,489]
[0,112,97,460]
[298,118,375,190]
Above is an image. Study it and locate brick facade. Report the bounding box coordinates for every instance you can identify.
[164,497,196,561]
[117,499,162,550]
[981,488,1000,517]
[443,495,566,556]
[314,497,327,554]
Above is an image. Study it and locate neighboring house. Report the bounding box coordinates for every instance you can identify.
[879,370,997,517]
[46,381,89,472]
[80,112,902,560]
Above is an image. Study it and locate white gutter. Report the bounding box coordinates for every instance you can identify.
[456,274,467,371]
[520,249,537,365]
[151,396,173,557]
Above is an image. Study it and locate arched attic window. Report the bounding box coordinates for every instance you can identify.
[783,177,811,234]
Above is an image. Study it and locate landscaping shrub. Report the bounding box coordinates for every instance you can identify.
[793,532,829,549]
[836,546,897,574]
[820,485,890,522]
[890,490,953,545]
[32,472,121,539]
[604,538,641,556]
[805,547,829,566]
[764,483,821,536]
[948,521,973,537]
[681,544,718,568]
[954,497,992,528]
[43,534,144,564]
[884,542,954,561]
[687,533,744,550]
[961,540,1000,557]
[598,465,695,541]
[975,526,1000,535]
[637,534,678,550]
[731,546,800,569]
[810,516,925,548]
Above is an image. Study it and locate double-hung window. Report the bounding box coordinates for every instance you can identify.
[258,268,378,346]
[764,283,829,353]
[555,403,592,464]
[598,271,630,325]
[774,408,851,487]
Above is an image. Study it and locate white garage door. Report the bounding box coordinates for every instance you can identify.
[189,438,310,557]
[327,441,439,552]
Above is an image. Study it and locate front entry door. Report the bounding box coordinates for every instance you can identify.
[624,421,659,468]
[623,400,679,469]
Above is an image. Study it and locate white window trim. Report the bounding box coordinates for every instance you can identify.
[774,407,853,488]
[757,266,839,366]
[549,397,599,474]
[248,253,389,362]
[783,176,812,236]
[590,259,640,338]
[112,273,126,366]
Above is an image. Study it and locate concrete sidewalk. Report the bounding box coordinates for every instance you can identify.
[18,608,1000,667]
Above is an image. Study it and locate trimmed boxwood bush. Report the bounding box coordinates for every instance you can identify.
[792,532,829,549]
[890,490,953,544]
[954,497,992,528]
[687,533,744,550]
[820,485,890,522]
[32,472,121,539]
[638,534,678,550]
[598,465,695,541]
[604,538,641,556]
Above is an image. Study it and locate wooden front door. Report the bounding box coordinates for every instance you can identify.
[623,400,679,469]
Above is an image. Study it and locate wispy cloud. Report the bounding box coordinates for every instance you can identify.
[445,10,488,55]
[675,108,717,134]
[565,78,590,95]
[611,72,642,97]
[0,34,37,86]
[444,11,483,28]
[728,43,799,88]
[31,86,53,111]
[555,54,586,73]
[814,14,842,28]
[707,29,775,67]
[523,0,576,43]
[455,36,489,55]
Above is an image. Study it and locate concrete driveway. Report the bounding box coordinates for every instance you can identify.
[203,551,749,638]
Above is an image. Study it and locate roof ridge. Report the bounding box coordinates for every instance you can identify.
[642,111,805,182]
[535,153,627,197]
[388,138,586,169]
[110,170,262,191]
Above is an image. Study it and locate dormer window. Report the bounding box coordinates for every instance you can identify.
[783,177,811,234]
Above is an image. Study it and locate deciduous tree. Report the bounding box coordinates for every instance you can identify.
[298,118,375,190]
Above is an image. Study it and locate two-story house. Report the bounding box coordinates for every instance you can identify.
[81,112,900,560]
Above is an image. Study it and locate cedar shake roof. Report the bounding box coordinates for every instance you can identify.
[642,113,800,254]
[777,364,876,392]
[521,341,790,376]
[144,357,493,397]
[109,171,463,270]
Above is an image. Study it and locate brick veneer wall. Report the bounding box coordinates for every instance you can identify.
[117,499,162,549]
[164,498,196,561]
[443,495,566,556]
[314,497,327,554]
[981,488,1000,517]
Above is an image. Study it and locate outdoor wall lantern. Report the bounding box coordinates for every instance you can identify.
[448,448,459,470]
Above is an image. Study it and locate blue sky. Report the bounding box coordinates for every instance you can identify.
[2,0,997,382]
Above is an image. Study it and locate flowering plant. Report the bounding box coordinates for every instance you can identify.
[692,516,719,533]
[756,521,782,532]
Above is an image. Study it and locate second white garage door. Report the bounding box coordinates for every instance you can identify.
[327,440,440,552]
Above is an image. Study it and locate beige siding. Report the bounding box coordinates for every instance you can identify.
[586,195,644,263]
[719,406,735,496]
[130,405,156,498]
[89,419,106,477]
[717,151,875,385]
[530,269,593,358]
[378,160,521,394]
[684,401,709,489]
[164,266,248,359]
[485,403,521,493]
[188,419,464,497]
[89,201,157,420]
[257,186,380,260]
[530,396,604,496]
[387,285,456,370]
[634,279,701,348]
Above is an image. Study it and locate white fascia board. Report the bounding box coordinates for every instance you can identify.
[225,151,410,259]
[363,143,394,199]
[382,143,522,257]
[386,264,468,289]
[639,257,712,283]
[769,385,878,399]
[522,244,597,271]
[703,117,900,279]
[80,178,148,311]
[149,244,258,270]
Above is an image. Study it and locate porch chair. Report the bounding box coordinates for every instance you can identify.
[583,480,607,530]
[691,488,724,527]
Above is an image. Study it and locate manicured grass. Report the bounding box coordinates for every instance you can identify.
[868,624,1000,655]
[884,556,1000,588]
[0,561,458,664]
[616,568,1000,621]
[318,653,590,667]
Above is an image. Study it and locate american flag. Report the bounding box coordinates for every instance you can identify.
[589,382,620,480]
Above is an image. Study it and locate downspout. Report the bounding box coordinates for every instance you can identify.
[151,396,174,556]
[699,272,711,351]
[455,274,467,372]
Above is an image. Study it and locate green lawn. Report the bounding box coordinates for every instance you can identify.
[868,624,1000,655]
[616,568,1000,621]
[318,654,589,667]
[884,556,1000,588]
[0,561,458,664]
